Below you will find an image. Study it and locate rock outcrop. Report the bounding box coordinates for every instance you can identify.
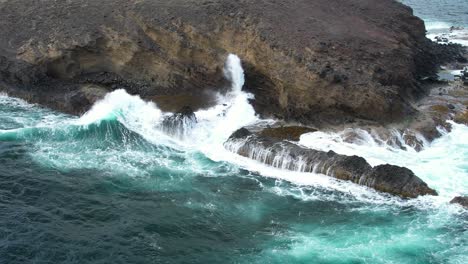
[0,0,455,126]
[161,106,197,138]
[225,127,438,198]
[450,196,468,208]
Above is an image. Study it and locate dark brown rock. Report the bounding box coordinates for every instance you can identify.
[229,128,253,140]
[0,0,456,126]
[224,128,438,198]
[161,106,197,138]
[259,126,317,141]
[360,165,437,197]
[450,196,468,207]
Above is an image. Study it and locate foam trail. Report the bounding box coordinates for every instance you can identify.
[70,54,259,153]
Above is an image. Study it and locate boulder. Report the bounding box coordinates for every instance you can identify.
[450,196,468,208]
[360,165,437,197]
[228,127,253,140]
[259,126,317,141]
[225,127,438,198]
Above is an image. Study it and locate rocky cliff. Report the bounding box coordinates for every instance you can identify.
[0,0,446,126]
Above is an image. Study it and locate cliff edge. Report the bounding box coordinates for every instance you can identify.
[0,0,448,126]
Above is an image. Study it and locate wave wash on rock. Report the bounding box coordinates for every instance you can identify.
[80,53,437,199]
[224,128,438,198]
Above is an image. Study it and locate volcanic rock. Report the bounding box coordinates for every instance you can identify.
[161,106,197,138]
[225,127,438,198]
[0,0,457,126]
[450,196,468,208]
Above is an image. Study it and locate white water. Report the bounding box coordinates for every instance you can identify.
[60,54,466,211]
[64,55,393,204]
[2,53,467,264]
[77,54,257,146]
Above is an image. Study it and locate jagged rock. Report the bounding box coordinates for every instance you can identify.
[224,128,438,198]
[360,165,437,197]
[0,0,459,126]
[450,196,468,207]
[161,106,197,138]
[175,106,197,119]
[259,126,317,141]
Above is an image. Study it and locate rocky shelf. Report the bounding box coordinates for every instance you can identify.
[224,127,438,198]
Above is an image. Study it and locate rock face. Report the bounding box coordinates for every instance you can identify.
[450,196,468,208]
[161,106,197,138]
[0,0,450,126]
[225,128,438,198]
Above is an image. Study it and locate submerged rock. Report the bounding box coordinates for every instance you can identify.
[450,196,468,208]
[225,128,438,198]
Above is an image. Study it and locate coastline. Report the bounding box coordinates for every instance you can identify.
[0,1,467,263]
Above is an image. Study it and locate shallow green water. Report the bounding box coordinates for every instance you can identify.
[0,92,466,264]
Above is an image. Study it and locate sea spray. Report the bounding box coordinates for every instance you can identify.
[191,54,258,145]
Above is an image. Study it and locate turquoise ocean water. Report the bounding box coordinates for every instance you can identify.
[1,4,467,264]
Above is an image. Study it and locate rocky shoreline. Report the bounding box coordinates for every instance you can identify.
[0,0,464,124]
[224,127,437,198]
[0,0,467,200]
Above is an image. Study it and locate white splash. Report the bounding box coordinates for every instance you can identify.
[299,122,468,200]
[425,21,452,31]
[72,54,259,155]
[192,54,258,146]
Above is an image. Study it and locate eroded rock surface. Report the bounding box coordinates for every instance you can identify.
[0,0,457,126]
[225,127,438,198]
[259,126,317,141]
[450,196,468,208]
[161,106,197,138]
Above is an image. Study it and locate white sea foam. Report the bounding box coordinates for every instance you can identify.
[299,123,468,200]
[425,21,452,31]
